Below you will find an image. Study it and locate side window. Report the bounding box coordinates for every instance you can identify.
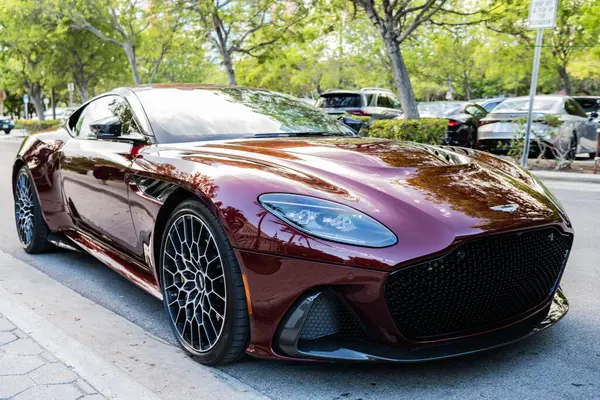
[377,94,392,108]
[465,104,487,119]
[389,95,402,110]
[564,99,587,118]
[75,95,140,139]
[365,94,374,106]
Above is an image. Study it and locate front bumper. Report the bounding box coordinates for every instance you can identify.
[274,288,568,362]
[236,242,570,363]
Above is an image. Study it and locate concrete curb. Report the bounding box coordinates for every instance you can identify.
[0,250,268,400]
[531,170,600,184]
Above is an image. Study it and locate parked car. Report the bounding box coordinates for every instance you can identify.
[315,88,402,119]
[477,95,598,158]
[0,115,15,134]
[473,97,506,112]
[42,107,77,122]
[416,101,488,148]
[13,85,573,366]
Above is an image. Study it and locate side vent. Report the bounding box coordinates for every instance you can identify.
[132,175,177,203]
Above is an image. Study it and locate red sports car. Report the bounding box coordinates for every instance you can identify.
[13,85,573,365]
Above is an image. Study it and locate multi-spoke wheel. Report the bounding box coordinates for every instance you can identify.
[159,199,249,365]
[13,166,50,253]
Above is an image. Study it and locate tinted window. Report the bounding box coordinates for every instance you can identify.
[137,88,353,143]
[564,99,587,117]
[74,95,140,139]
[316,94,362,108]
[365,93,374,106]
[377,94,392,108]
[464,104,487,119]
[573,98,600,112]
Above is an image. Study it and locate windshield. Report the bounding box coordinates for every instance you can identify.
[137,87,354,143]
[418,102,465,117]
[494,98,559,112]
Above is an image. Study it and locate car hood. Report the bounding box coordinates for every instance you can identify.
[147,137,567,266]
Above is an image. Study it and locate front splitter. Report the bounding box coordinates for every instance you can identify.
[277,289,569,363]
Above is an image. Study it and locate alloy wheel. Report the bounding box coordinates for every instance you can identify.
[162,214,227,353]
[15,170,34,247]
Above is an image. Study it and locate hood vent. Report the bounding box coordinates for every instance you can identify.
[411,144,471,166]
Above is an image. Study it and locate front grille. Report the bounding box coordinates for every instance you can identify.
[385,227,572,341]
[300,292,365,341]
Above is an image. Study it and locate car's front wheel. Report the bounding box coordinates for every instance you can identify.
[13,166,51,253]
[159,199,249,365]
[4,129,11,134]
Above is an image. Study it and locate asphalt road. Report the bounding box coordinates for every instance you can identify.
[1,134,598,400]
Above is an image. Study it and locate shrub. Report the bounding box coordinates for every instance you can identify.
[367,118,448,145]
[15,119,62,134]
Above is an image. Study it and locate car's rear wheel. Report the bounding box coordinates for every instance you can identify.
[159,199,249,365]
[14,166,51,253]
[4,129,11,134]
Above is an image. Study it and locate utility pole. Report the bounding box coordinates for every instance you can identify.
[521,0,559,168]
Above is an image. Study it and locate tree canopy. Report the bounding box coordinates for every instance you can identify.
[1,0,599,119]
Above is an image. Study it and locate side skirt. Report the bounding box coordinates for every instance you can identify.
[63,229,162,300]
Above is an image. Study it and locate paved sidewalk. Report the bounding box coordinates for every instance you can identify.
[0,314,104,400]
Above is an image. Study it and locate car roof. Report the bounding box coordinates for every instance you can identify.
[125,83,268,93]
[502,95,565,101]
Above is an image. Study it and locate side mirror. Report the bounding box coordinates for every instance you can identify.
[339,116,363,133]
[590,112,598,120]
[90,116,122,139]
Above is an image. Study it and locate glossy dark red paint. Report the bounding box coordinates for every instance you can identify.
[13,86,573,362]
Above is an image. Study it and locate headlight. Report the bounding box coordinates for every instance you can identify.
[258,193,397,247]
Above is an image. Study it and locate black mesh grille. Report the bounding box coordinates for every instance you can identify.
[385,227,572,340]
[300,293,365,341]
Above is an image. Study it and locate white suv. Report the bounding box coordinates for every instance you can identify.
[316,88,403,119]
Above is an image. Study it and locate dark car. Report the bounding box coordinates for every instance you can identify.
[1,115,15,134]
[415,101,488,147]
[13,85,573,366]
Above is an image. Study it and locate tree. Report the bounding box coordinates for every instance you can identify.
[49,25,126,102]
[58,0,185,85]
[0,0,59,119]
[188,0,309,85]
[349,0,493,118]
[486,0,600,95]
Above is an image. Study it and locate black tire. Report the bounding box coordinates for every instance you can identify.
[159,199,249,365]
[4,129,10,134]
[589,152,597,159]
[13,166,51,253]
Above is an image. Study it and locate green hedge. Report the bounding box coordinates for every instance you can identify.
[14,119,62,133]
[367,118,448,145]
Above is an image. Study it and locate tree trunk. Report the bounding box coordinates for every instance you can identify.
[77,83,89,103]
[557,65,571,95]
[221,49,237,85]
[124,41,142,85]
[29,83,44,121]
[384,37,419,119]
[463,74,471,100]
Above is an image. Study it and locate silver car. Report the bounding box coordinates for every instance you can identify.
[477,95,598,158]
[315,88,403,119]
